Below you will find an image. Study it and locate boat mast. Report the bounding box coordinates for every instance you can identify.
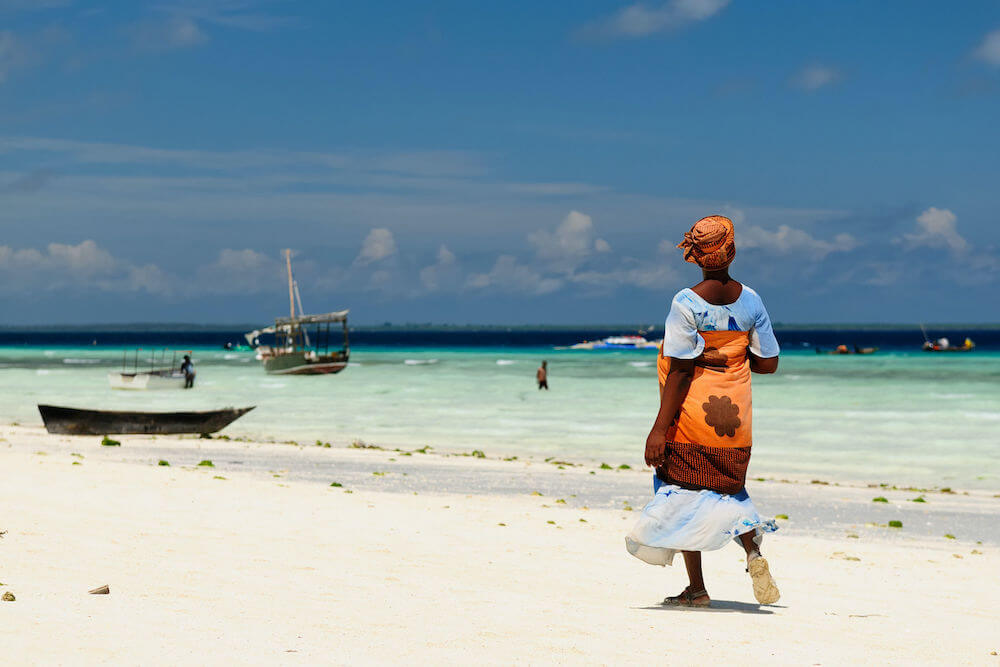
[284,249,295,320]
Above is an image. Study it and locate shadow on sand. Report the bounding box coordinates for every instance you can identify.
[636,599,780,615]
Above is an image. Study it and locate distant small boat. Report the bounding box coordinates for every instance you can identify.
[564,335,659,350]
[38,404,254,436]
[919,325,975,352]
[816,345,879,355]
[109,348,190,390]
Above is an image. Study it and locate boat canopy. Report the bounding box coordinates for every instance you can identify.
[244,310,349,346]
[274,309,349,326]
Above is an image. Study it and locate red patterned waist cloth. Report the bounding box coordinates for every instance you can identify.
[655,441,751,495]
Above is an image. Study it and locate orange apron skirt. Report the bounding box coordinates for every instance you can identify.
[656,331,753,494]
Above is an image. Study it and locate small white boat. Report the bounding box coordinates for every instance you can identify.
[108,370,186,391]
[108,348,191,390]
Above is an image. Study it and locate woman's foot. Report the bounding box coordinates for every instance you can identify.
[663,586,710,607]
[746,553,780,604]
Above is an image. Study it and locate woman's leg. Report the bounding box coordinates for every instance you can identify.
[663,550,710,605]
[682,550,706,591]
[738,530,761,562]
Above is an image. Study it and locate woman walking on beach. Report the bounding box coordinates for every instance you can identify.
[626,215,781,607]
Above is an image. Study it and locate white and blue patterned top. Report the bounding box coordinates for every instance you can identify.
[661,285,780,360]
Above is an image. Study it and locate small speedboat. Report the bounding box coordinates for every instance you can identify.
[566,335,659,350]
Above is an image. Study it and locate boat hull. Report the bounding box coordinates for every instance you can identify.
[108,372,186,390]
[263,351,348,375]
[37,405,255,436]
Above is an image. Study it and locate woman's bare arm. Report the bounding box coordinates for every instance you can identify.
[644,358,695,468]
[749,352,778,374]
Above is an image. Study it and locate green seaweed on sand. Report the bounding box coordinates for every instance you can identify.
[579,518,587,523]
[618,464,631,470]
[944,533,956,539]
[71,461,81,465]
[412,445,431,454]
[71,453,84,458]
[330,482,343,487]
[872,497,889,503]
[811,479,829,485]
[888,520,903,528]
[502,456,518,462]
[754,477,766,482]
[910,496,927,503]
[530,491,543,496]
[372,471,387,476]
[555,498,566,504]
[599,463,613,470]
[197,460,214,467]
[158,460,170,466]
[100,436,120,447]
[623,503,634,511]
[775,514,789,520]
[940,487,954,494]
[847,533,859,539]
[498,523,506,526]
[351,440,384,450]
[546,520,556,525]
[213,476,226,480]
[315,440,332,448]
[469,450,486,458]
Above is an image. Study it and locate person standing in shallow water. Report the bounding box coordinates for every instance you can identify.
[536,361,548,390]
[625,215,782,607]
[180,354,196,389]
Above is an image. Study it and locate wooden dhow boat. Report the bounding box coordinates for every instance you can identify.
[244,250,350,375]
[38,404,254,436]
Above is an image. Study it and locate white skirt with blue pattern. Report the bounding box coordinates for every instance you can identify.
[626,475,778,566]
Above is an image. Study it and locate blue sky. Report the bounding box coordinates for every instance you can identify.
[1,0,999,325]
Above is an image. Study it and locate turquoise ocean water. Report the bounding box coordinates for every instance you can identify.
[2,339,998,491]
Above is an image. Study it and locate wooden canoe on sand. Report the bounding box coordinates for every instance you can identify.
[37,404,254,436]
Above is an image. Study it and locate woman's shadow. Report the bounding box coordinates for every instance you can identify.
[636,599,780,614]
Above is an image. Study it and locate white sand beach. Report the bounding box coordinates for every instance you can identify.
[2,426,999,665]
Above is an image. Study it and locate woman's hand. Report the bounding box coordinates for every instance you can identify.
[645,428,668,468]
[694,347,727,369]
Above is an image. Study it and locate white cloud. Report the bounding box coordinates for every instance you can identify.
[579,0,730,40]
[355,228,397,265]
[571,260,678,291]
[419,244,459,291]
[738,223,857,259]
[973,28,1000,66]
[466,255,563,295]
[126,17,208,51]
[0,240,173,294]
[790,65,843,92]
[528,210,607,271]
[899,207,967,254]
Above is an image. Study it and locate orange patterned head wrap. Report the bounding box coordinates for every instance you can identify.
[677,215,736,271]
